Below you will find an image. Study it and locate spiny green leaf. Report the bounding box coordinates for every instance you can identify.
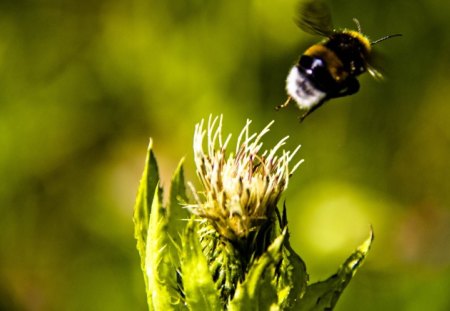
[133,139,160,309]
[279,235,308,308]
[296,228,374,311]
[146,185,182,310]
[229,230,287,311]
[277,206,308,309]
[168,158,188,207]
[181,220,222,311]
[167,158,190,264]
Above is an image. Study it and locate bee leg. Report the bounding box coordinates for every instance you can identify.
[275,96,292,110]
[299,79,359,122]
[299,99,327,122]
[331,78,360,99]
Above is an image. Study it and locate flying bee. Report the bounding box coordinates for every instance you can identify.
[277,0,401,121]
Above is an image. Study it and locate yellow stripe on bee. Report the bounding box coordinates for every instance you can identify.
[304,45,348,82]
[344,30,372,52]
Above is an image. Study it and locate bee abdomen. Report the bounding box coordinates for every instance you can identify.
[286,65,327,109]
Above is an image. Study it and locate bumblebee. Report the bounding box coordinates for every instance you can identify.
[278,0,401,121]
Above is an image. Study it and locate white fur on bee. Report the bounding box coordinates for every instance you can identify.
[286,66,326,110]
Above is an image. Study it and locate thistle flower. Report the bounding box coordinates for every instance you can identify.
[185,116,304,303]
[187,115,303,241]
[133,115,374,311]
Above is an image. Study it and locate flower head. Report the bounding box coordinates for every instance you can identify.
[188,115,303,241]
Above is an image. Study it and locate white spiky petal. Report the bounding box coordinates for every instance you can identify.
[188,115,303,240]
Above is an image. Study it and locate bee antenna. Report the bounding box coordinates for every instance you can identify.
[371,33,402,45]
[352,18,362,33]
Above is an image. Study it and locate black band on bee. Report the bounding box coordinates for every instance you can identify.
[298,55,341,93]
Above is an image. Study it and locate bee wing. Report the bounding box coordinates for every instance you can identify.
[367,50,388,81]
[367,65,384,81]
[296,0,334,37]
[368,36,402,81]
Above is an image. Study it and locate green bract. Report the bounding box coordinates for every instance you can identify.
[133,117,373,310]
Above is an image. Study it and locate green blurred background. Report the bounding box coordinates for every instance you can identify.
[1,0,449,310]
